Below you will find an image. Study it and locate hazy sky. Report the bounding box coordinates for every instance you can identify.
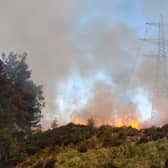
[0,0,168,128]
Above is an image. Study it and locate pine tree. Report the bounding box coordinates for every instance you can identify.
[1,52,44,131]
[0,53,45,161]
[0,60,16,161]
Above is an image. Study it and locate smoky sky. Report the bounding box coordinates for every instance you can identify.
[0,0,168,127]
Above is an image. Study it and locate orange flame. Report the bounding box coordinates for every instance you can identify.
[116,118,141,129]
[72,118,87,126]
[72,118,141,129]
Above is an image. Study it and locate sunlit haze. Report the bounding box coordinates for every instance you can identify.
[0,0,168,129]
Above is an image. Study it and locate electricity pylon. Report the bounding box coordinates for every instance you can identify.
[143,17,168,125]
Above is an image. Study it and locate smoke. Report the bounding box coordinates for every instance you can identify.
[0,0,90,126]
[143,0,168,18]
[0,0,168,128]
[70,22,145,126]
[72,81,115,125]
[72,81,141,126]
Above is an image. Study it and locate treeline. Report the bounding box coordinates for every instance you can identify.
[0,52,44,165]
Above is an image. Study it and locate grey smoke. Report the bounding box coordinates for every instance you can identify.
[0,0,168,127]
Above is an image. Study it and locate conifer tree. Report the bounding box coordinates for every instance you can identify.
[0,53,45,161]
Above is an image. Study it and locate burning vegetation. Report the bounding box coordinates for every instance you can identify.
[115,118,141,129]
[72,117,141,129]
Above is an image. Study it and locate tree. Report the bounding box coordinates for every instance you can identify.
[0,59,16,131]
[1,52,44,131]
[0,52,45,162]
[0,60,17,161]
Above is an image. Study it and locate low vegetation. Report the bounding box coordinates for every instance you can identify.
[16,123,168,168]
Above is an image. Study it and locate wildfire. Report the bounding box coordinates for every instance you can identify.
[72,118,87,126]
[116,118,141,129]
[72,117,141,129]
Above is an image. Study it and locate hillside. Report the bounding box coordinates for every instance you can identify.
[14,123,168,168]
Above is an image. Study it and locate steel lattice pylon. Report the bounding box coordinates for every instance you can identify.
[145,16,168,124]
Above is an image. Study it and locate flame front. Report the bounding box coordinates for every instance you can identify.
[72,118,87,126]
[116,118,141,129]
[72,117,141,129]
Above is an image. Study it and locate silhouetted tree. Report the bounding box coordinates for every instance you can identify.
[1,52,44,131]
[0,60,17,161]
[0,52,45,162]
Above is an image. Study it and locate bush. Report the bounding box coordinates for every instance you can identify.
[100,128,122,147]
[77,142,88,153]
[86,136,100,149]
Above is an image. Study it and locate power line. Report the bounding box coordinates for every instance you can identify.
[142,16,168,125]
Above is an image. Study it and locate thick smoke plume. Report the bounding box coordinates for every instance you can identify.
[0,0,168,128]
